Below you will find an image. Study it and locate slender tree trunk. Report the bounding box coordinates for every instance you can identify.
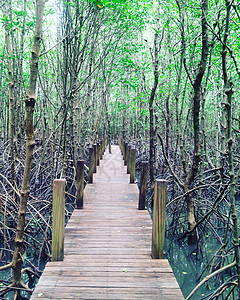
[221,0,240,289]
[12,0,45,288]
[184,0,209,244]
[149,0,161,196]
[2,1,16,190]
[17,0,27,155]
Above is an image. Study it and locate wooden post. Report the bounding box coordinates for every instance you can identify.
[120,137,123,155]
[93,144,97,173]
[152,179,167,259]
[130,148,136,184]
[96,142,100,166]
[100,141,103,160]
[138,161,148,210]
[104,138,106,152]
[118,136,120,147]
[125,143,129,167]
[122,140,125,161]
[101,140,104,157]
[52,179,66,261]
[76,160,84,209]
[118,136,120,152]
[124,142,127,166]
[88,147,94,183]
[127,145,131,174]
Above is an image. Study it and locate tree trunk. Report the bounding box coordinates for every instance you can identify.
[184,0,209,244]
[221,0,240,289]
[149,0,161,197]
[12,0,45,288]
[3,0,16,192]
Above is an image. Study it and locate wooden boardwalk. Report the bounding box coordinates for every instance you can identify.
[31,145,184,299]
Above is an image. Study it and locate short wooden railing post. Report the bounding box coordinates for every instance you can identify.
[127,145,131,174]
[138,161,148,210]
[100,141,103,160]
[96,142,100,166]
[101,140,104,157]
[118,136,121,152]
[88,147,94,183]
[118,136,120,148]
[105,138,107,150]
[124,142,127,166]
[52,179,66,261]
[122,139,125,161]
[119,137,123,155]
[152,179,167,259]
[76,160,84,209]
[130,148,136,184]
[102,140,105,155]
[125,142,128,167]
[93,144,97,173]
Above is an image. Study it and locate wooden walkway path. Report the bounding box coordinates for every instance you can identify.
[31,145,184,299]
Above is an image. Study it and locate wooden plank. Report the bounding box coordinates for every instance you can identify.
[31,287,185,300]
[31,145,184,299]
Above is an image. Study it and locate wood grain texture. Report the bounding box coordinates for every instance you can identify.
[152,179,167,259]
[130,148,136,184]
[52,179,65,262]
[76,160,84,209]
[138,161,148,210]
[31,146,184,299]
[88,147,94,184]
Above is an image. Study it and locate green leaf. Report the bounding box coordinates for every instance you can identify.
[26,21,35,28]
[152,27,160,33]
[13,10,28,17]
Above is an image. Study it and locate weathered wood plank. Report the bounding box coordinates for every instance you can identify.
[31,287,185,300]
[31,145,184,299]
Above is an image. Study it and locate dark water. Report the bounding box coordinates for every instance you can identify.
[0,253,46,299]
[165,234,237,299]
[166,238,210,299]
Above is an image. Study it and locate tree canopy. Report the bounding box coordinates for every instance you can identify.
[0,0,240,298]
